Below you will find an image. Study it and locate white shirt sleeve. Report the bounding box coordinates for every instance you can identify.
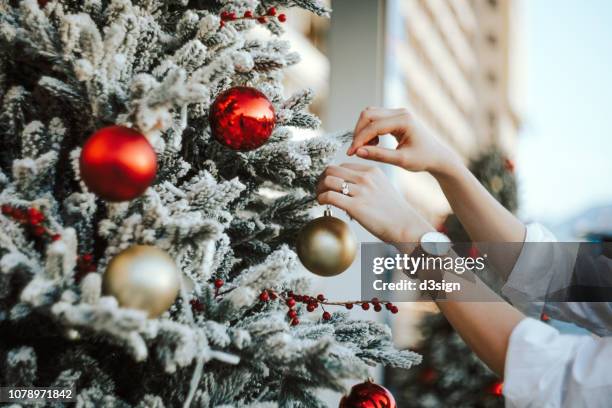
[501,223,612,336]
[501,223,567,315]
[504,317,612,408]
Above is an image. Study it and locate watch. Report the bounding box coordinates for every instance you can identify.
[419,231,452,256]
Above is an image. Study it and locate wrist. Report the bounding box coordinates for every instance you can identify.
[396,219,435,244]
[430,152,466,184]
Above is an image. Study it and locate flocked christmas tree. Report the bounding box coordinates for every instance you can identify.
[0,1,420,406]
[386,148,517,408]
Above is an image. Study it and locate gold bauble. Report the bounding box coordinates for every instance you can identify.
[103,245,179,318]
[296,209,357,277]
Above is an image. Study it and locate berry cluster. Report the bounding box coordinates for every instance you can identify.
[219,7,286,28]
[2,204,103,284]
[188,280,401,323]
[188,278,226,314]
[259,290,399,326]
[1,204,61,241]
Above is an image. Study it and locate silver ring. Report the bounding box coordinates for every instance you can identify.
[341,181,350,196]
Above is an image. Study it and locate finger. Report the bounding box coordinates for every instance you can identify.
[322,165,362,184]
[348,114,410,156]
[317,191,354,215]
[339,162,373,172]
[316,175,361,196]
[352,107,406,141]
[355,146,407,167]
[366,136,380,146]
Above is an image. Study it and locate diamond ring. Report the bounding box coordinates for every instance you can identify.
[341,181,350,196]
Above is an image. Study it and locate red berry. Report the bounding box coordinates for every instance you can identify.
[228,12,237,21]
[214,278,224,288]
[287,291,295,298]
[278,14,287,22]
[288,309,298,319]
[259,291,270,302]
[1,204,13,215]
[220,11,229,20]
[391,306,399,314]
[286,298,296,308]
[307,303,316,312]
[371,297,380,305]
[291,318,299,326]
[33,225,46,236]
[257,16,267,23]
[270,291,278,300]
[51,234,61,241]
[374,303,382,312]
[385,303,393,310]
[28,208,44,224]
[219,21,225,28]
[317,294,325,302]
[190,299,204,312]
[82,253,93,262]
[13,209,26,221]
[361,303,370,311]
[322,311,332,320]
[345,303,354,310]
[267,7,277,16]
[244,10,253,18]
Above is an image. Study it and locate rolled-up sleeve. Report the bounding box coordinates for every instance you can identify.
[501,223,565,315]
[501,223,612,336]
[504,317,612,408]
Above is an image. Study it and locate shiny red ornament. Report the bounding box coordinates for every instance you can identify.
[79,126,157,202]
[339,380,396,408]
[209,86,275,151]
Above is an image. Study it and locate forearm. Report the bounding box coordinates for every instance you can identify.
[436,300,524,377]
[434,158,526,243]
[433,159,526,279]
[419,262,525,377]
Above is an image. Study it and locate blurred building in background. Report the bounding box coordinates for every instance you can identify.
[398,0,521,158]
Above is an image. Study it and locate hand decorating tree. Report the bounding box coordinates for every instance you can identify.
[0,1,419,407]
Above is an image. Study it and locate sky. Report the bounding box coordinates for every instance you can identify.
[517,0,612,224]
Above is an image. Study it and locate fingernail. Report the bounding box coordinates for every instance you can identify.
[346,147,353,155]
[356,148,368,157]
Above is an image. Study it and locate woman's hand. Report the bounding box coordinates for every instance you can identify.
[346,107,461,178]
[316,163,434,243]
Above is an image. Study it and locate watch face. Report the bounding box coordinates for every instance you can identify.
[421,232,452,256]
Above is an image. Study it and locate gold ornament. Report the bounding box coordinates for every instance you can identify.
[296,208,357,277]
[103,245,179,318]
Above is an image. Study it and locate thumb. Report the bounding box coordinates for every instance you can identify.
[355,146,406,167]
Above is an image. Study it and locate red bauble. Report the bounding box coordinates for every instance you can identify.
[209,86,275,151]
[339,380,396,408]
[79,126,157,202]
